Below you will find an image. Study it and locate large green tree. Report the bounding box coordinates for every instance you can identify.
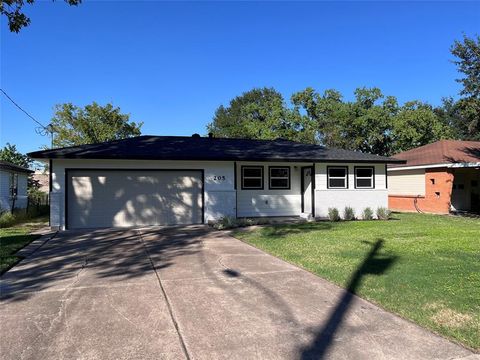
[1,0,81,33]
[50,102,143,148]
[391,101,455,153]
[206,87,314,143]
[291,87,453,155]
[0,143,31,168]
[450,34,480,140]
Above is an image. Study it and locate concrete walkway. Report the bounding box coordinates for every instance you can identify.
[0,226,476,360]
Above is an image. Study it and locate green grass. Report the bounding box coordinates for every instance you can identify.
[233,213,480,350]
[0,215,48,274]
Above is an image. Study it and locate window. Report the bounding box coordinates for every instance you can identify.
[327,167,348,189]
[241,166,263,189]
[269,167,290,189]
[9,173,18,197]
[355,167,374,189]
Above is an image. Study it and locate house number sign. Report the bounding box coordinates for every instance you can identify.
[212,175,226,182]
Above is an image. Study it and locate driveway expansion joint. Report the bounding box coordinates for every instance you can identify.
[136,229,191,360]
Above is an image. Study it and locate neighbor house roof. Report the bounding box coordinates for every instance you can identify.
[27,135,404,163]
[391,140,480,168]
[0,161,34,174]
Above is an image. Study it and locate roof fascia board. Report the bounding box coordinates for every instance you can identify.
[388,162,480,171]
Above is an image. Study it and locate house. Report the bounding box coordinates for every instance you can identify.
[32,169,50,193]
[388,140,480,214]
[0,161,34,212]
[28,135,403,230]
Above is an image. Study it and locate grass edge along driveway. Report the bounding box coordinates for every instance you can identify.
[0,216,48,274]
[233,213,480,351]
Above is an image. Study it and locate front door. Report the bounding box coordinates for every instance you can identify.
[301,167,313,214]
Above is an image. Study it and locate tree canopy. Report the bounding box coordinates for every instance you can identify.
[208,86,454,156]
[50,102,143,148]
[450,34,480,140]
[1,0,81,33]
[0,143,31,168]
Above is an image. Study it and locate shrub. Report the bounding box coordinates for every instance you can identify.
[0,212,16,228]
[212,216,269,230]
[362,207,374,220]
[343,206,355,221]
[376,207,392,220]
[328,207,340,222]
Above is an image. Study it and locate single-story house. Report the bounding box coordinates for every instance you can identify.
[0,161,33,212]
[28,135,404,230]
[388,140,480,214]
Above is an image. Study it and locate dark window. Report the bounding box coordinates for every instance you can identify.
[328,167,348,189]
[269,167,290,189]
[242,166,263,189]
[355,167,374,189]
[472,180,478,187]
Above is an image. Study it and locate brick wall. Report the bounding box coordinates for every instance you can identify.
[388,168,454,214]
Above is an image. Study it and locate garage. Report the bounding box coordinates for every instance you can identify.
[66,169,203,229]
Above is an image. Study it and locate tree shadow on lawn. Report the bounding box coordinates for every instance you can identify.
[300,238,398,359]
[259,221,334,238]
[0,234,41,275]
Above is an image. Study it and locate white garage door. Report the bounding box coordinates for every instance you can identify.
[67,170,203,229]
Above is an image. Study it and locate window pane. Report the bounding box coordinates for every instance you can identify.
[356,168,373,178]
[329,168,346,178]
[329,178,346,188]
[243,168,262,177]
[243,178,262,188]
[270,168,289,178]
[270,178,289,188]
[357,178,372,188]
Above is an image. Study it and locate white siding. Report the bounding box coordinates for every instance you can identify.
[236,162,312,217]
[0,170,29,211]
[51,159,236,229]
[387,169,426,196]
[50,159,393,228]
[315,163,388,219]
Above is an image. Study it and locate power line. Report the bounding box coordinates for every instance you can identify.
[0,88,55,148]
[0,88,49,131]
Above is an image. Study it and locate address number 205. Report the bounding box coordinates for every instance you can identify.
[213,175,226,181]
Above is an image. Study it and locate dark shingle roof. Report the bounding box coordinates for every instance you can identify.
[28,135,404,163]
[0,161,34,174]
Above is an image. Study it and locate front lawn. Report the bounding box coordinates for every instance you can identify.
[233,213,480,350]
[0,216,48,274]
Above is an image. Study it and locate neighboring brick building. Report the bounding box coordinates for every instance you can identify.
[388,140,480,214]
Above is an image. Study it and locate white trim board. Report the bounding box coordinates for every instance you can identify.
[388,162,480,172]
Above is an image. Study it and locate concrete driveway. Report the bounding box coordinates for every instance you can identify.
[0,226,476,360]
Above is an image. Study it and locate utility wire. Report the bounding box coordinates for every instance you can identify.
[0,88,54,146]
[0,88,49,130]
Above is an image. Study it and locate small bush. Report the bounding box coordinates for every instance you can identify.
[376,207,392,220]
[328,207,340,222]
[343,206,355,221]
[212,216,270,230]
[362,207,374,220]
[0,212,16,228]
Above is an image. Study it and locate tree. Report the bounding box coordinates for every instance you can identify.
[391,101,454,153]
[1,0,81,33]
[292,87,395,154]
[450,34,480,140]
[206,88,314,143]
[0,143,31,168]
[50,102,143,148]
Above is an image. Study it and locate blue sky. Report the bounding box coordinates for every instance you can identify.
[1,1,479,154]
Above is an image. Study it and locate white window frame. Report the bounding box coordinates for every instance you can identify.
[327,166,348,189]
[269,167,290,189]
[241,166,264,190]
[355,167,374,189]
